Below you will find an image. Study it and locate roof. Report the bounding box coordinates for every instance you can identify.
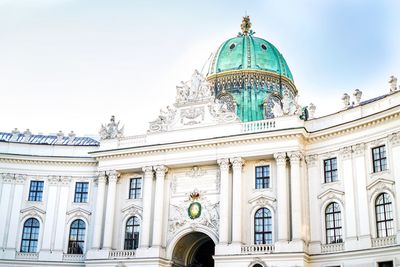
[0,132,99,146]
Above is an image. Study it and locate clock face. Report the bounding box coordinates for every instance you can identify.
[188,202,202,220]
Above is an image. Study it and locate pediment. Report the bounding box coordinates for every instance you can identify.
[248,194,276,205]
[20,206,46,215]
[121,203,143,214]
[367,178,395,191]
[317,188,345,200]
[66,207,92,216]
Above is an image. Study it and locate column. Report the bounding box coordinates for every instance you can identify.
[274,152,289,242]
[353,144,371,247]
[340,146,357,249]
[6,175,25,249]
[92,172,107,249]
[288,151,303,242]
[305,155,322,254]
[140,166,153,248]
[217,158,230,244]
[388,133,400,243]
[41,176,59,253]
[53,177,70,252]
[152,165,168,247]
[103,170,118,249]
[231,157,244,244]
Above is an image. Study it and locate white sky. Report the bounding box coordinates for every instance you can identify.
[0,0,399,137]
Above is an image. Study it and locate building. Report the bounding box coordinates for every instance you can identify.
[1,17,400,267]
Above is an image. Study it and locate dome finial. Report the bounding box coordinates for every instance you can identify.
[240,15,252,35]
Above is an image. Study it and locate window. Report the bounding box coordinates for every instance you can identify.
[372,145,387,172]
[68,219,85,254]
[124,216,140,250]
[20,218,39,253]
[324,158,338,183]
[74,182,89,203]
[255,165,270,189]
[28,181,44,201]
[375,193,394,237]
[129,178,142,199]
[254,208,272,244]
[378,261,393,267]
[325,202,343,244]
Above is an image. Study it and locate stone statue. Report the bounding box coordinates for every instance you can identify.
[353,89,362,105]
[389,75,397,93]
[341,93,350,109]
[308,103,316,119]
[272,99,283,117]
[99,115,124,140]
[281,91,301,116]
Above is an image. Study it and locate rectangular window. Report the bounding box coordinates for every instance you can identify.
[74,182,89,203]
[378,261,393,267]
[372,145,387,173]
[255,165,270,189]
[28,181,44,201]
[129,178,142,199]
[324,158,338,183]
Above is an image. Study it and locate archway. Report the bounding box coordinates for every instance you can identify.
[172,232,215,267]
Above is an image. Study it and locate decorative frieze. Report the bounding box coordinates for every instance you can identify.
[352,143,366,156]
[185,166,206,178]
[1,173,26,184]
[388,132,400,146]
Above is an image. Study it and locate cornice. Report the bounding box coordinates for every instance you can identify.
[0,153,97,166]
[307,108,400,144]
[94,130,306,161]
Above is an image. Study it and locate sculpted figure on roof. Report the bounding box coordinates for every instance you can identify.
[99,115,124,140]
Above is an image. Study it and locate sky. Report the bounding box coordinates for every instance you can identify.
[1,0,399,137]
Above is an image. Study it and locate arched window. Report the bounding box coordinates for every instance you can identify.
[253,264,263,267]
[68,219,86,254]
[20,218,40,252]
[325,202,342,244]
[124,216,140,250]
[254,208,272,244]
[376,193,394,237]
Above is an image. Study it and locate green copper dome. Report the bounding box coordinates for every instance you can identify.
[208,35,293,81]
[206,16,297,122]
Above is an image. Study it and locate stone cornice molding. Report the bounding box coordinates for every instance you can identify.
[0,154,97,167]
[307,109,400,144]
[230,157,245,169]
[94,131,305,161]
[217,158,230,171]
[273,152,287,165]
[305,154,318,167]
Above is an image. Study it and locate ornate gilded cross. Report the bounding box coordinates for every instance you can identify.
[241,15,252,35]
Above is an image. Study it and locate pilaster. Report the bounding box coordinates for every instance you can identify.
[152,165,168,248]
[103,170,119,249]
[92,172,107,249]
[231,157,244,245]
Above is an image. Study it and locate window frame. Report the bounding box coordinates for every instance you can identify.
[254,207,273,245]
[20,218,40,253]
[375,193,394,238]
[67,219,86,254]
[28,180,44,202]
[74,182,89,203]
[323,158,338,183]
[325,202,343,244]
[129,177,142,199]
[372,145,387,173]
[255,165,271,190]
[124,216,140,250]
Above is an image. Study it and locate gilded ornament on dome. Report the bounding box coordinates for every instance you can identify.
[240,15,252,35]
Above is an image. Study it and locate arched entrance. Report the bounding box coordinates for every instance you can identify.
[172,232,215,267]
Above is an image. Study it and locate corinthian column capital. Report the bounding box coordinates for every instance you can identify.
[154,165,168,177]
[273,152,287,165]
[217,158,230,171]
[230,157,245,169]
[107,170,119,183]
[288,151,303,164]
[142,166,153,175]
